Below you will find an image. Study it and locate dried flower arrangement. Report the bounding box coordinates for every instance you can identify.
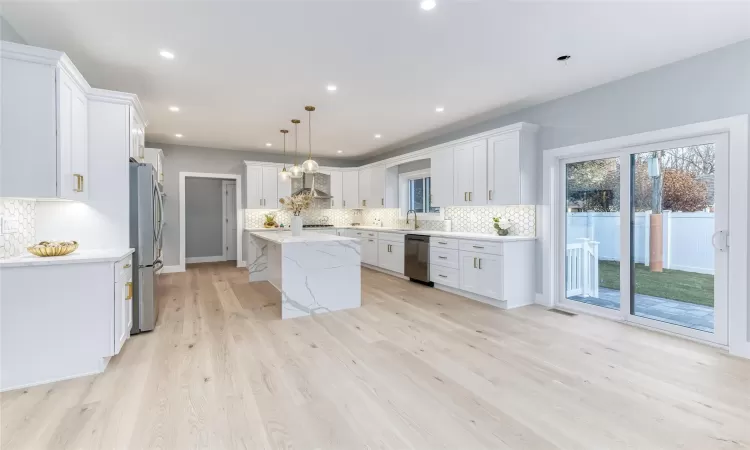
[279,192,313,216]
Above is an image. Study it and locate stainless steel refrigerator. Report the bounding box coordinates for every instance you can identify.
[130,161,164,334]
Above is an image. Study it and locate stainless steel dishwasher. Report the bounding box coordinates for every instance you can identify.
[404,234,433,286]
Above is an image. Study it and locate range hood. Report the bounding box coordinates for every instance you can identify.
[292,173,331,199]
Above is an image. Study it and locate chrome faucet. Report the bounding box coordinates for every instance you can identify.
[406,209,419,230]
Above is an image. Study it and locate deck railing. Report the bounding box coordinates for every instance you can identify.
[566,238,600,298]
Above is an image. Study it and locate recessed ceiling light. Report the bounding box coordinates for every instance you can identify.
[159,50,175,60]
[175,133,183,138]
[337,150,343,154]
[557,55,571,61]
[168,106,180,112]
[327,84,337,92]
[265,142,272,147]
[435,106,445,112]
[374,134,382,139]
[420,0,436,11]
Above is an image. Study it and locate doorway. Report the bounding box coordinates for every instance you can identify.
[558,134,729,345]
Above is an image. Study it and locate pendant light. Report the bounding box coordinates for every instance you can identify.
[302,105,319,173]
[289,119,303,179]
[278,129,290,181]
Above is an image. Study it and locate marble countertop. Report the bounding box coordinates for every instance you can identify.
[249,230,357,244]
[245,226,537,242]
[0,248,135,268]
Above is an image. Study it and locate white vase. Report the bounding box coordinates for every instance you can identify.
[291,216,303,236]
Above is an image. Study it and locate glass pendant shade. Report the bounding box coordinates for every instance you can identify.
[289,164,303,178]
[302,159,319,173]
[279,168,290,181]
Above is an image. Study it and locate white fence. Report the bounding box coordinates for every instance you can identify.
[566,211,714,274]
[566,238,600,298]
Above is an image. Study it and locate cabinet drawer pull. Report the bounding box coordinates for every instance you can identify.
[472,245,484,249]
[438,274,447,278]
[73,174,84,192]
[126,282,133,300]
[368,239,374,242]
[438,256,447,259]
[438,241,448,245]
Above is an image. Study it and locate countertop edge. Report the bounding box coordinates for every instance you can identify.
[244,227,537,242]
[0,248,135,268]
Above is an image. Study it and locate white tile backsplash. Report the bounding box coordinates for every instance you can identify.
[0,199,36,258]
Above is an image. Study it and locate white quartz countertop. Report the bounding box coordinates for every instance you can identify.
[0,248,135,268]
[249,230,357,244]
[245,226,536,242]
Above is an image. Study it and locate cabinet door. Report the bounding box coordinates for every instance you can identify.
[431,147,454,207]
[386,242,405,274]
[459,252,482,295]
[362,238,378,265]
[261,166,279,208]
[246,165,263,209]
[487,133,520,205]
[370,165,385,208]
[475,254,504,300]
[342,171,359,209]
[114,272,132,355]
[329,170,343,208]
[358,168,371,208]
[58,69,89,200]
[453,145,473,206]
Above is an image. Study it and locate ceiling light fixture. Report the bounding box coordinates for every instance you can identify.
[420,0,436,11]
[175,133,183,138]
[302,106,319,173]
[159,50,175,60]
[168,106,180,112]
[265,142,272,147]
[327,84,337,92]
[435,106,445,112]
[279,129,290,182]
[289,119,303,179]
[374,134,382,139]
[337,150,343,154]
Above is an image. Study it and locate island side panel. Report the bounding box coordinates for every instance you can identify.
[280,239,361,319]
[267,241,282,291]
[247,235,269,282]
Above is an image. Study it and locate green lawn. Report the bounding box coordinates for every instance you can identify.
[598,260,714,307]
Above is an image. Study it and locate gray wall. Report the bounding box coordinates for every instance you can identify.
[153,142,355,266]
[0,15,26,44]
[185,177,225,259]
[397,158,430,174]
[366,39,750,165]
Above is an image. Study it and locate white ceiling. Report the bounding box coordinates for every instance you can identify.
[3,1,749,159]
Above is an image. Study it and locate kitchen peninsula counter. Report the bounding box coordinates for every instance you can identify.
[247,231,361,319]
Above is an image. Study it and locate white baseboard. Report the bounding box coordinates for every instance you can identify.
[186,256,225,264]
[535,293,546,305]
[160,265,184,274]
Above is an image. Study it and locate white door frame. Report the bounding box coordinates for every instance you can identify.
[221,180,237,261]
[179,172,242,272]
[542,115,749,358]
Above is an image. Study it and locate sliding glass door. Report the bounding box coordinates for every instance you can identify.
[559,134,728,345]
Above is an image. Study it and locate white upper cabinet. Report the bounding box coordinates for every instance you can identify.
[487,125,538,205]
[245,164,282,209]
[358,167,371,208]
[328,170,343,208]
[430,147,454,207]
[143,147,164,185]
[342,170,359,209]
[130,111,145,162]
[0,42,89,200]
[370,165,386,208]
[453,139,487,206]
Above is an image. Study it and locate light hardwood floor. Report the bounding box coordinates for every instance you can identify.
[2,262,749,449]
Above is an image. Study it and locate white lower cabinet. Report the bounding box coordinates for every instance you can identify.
[430,264,459,288]
[459,251,503,300]
[378,241,404,274]
[114,256,133,355]
[361,237,379,265]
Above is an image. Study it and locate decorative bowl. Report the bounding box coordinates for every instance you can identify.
[27,241,79,257]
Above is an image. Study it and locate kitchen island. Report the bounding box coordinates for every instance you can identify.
[247,231,361,319]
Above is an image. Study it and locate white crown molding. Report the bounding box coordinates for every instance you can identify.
[88,88,148,125]
[1,40,91,94]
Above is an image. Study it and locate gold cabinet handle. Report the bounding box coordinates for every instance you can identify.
[381,198,384,206]
[464,192,467,201]
[126,281,133,300]
[473,257,477,268]
[489,190,493,201]
[123,263,131,269]
[478,258,482,270]
[469,192,472,201]
[73,174,84,192]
